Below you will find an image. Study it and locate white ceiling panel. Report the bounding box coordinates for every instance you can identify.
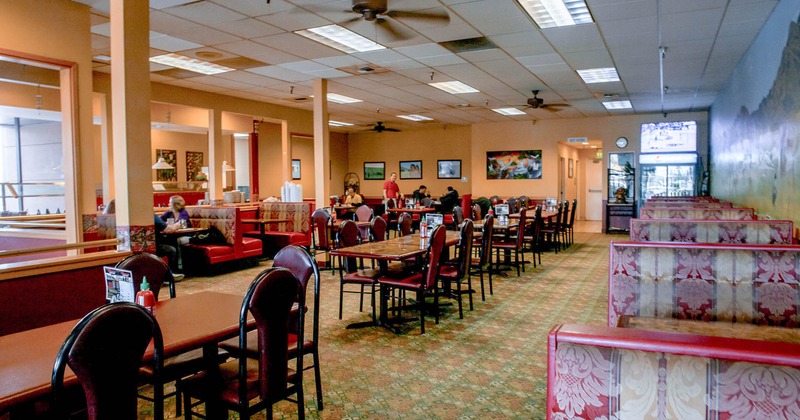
[75,0,781,129]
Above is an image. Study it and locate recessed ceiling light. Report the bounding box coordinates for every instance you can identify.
[492,108,527,116]
[93,55,111,62]
[326,93,362,104]
[397,114,433,122]
[329,120,354,126]
[603,100,632,109]
[429,81,480,94]
[295,25,386,54]
[149,53,234,75]
[577,67,620,83]
[516,0,594,28]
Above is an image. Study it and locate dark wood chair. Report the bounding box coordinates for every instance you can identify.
[438,219,475,318]
[116,252,201,417]
[337,220,381,321]
[564,199,577,246]
[354,205,373,242]
[472,203,482,221]
[377,225,447,334]
[560,200,571,247]
[492,209,527,276]
[523,206,543,268]
[51,302,163,420]
[470,214,495,300]
[541,202,563,253]
[311,208,335,273]
[181,267,304,420]
[370,214,388,242]
[218,245,324,411]
[397,212,413,236]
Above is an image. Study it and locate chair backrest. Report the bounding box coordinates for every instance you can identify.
[337,220,360,273]
[397,212,413,236]
[371,215,387,242]
[385,198,396,209]
[506,197,519,214]
[452,219,474,279]
[453,206,464,226]
[355,205,373,222]
[490,196,500,206]
[561,200,570,227]
[424,225,448,290]
[52,302,162,420]
[239,267,301,402]
[568,199,577,227]
[519,196,529,210]
[273,245,320,345]
[311,208,332,250]
[514,208,527,248]
[115,252,175,300]
[479,215,495,266]
[472,203,482,221]
[552,202,563,231]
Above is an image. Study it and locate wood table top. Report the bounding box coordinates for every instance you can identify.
[620,316,800,344]
[508,210,557,220]
[0,291,246,413]
[330,231,461,260]
[241,218,291,224]
[386,207,436,214]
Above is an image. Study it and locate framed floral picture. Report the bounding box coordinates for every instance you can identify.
[437,160,461,179]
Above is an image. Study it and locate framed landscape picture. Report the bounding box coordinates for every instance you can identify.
[399,160,422,179]
[364,161,385,180]
[292,159,301,180]
[486,150,542,179]
[437,160,461,179]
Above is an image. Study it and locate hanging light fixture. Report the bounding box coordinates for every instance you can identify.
[152,150,174,169]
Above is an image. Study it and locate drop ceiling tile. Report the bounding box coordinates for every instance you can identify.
[308,68,351,78]
[256,9,331,32]
[151,0,199,10]
[458,48,509,62]
[162,1,247,26]
[246,65,316,82]
[189,75,256,90]
[353,49,413,65]
[172,26,242,46]
[215,40,302,65]
[590,0,655,22]
[278,60,333,73]
[150,10,203,35]
[561,49,614,69]
[252,33,340,60]
[541,24,606,53]
[216,71,285,87]
[312,55,368,68]
[382,59,428,71]
[516,53,566,68]
[211,18,284,39]
[416,54,466,67]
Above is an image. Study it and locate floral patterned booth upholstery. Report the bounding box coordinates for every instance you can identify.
[638,207,755,220]
[548,323,800,419]
[630,219,794,244]
[608,241,800,327]
[181,206,262,267]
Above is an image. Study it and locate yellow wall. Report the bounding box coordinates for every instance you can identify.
[347,125,472,199]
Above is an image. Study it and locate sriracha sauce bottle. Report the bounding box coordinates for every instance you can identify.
[136,276,156,315]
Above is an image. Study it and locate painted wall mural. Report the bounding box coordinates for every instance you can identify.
[710,3,800,227]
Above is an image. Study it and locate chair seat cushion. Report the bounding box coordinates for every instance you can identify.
[492,241,517,249]
[182,358,297,406]
[438,264,461,279]
[218,331,313,360]
[342,268,381,283]
[378,272,423,289]
[184,243,235,259]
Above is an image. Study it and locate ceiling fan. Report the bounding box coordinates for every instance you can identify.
[520,90,570,111]
[367,122,400,133]
[332,0,450,41]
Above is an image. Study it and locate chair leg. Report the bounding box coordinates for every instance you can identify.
[455,281,463,319]
[466,276,474,311]
[478,270,485,301]
[358,284,364,312]
[313,351,324,410]
[488,263,494,295]
[338,282,344,320]
[418,289,425,334]
[175,380,183,416]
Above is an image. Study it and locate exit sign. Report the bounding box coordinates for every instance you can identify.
[567,137,588,143]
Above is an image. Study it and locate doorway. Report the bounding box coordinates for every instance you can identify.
[585,155,603,221]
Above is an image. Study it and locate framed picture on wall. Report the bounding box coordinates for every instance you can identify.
[292,159,301,180]
[186,151,204,181]
[364,162,385,180]
[437,160,461,179]
[568,158,574,178]
[155,149,177,181]
[486,150,542,179]
[399,160,422,179]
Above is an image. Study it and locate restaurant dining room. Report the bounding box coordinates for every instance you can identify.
[2,0,800,419]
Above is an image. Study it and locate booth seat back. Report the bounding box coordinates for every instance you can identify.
[82,214,118,252]
[548,324,800,419]
[630,219,794,244]
[641,201,733,208]
[185,206,239,246]
[647,196,720,202]
[609,241,800,327]
[639,207,755,220]
[259,201,311,234]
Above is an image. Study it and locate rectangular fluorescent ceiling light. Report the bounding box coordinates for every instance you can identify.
[326,93,362,104]
[329,120,353,126]
[577,67,619,83]
[295,25,386,54]
[397,114,433,121]
[492,107,526,116]
[603,100,632,109]
[516,0,593,28]
[149,53,234,75]
[429,81,480,94]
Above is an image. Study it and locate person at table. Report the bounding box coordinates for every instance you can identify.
[154,214,182,276]
[344,187,363,205]
[439,186,459,212]
[160,195,191,229]
[411,185,430,202]
[383,172,402,204]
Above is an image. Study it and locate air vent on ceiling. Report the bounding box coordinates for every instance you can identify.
[339,64,388,76]
[439,37,498,54]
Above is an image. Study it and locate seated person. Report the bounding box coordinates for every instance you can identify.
[344,187,363,205]
[154,214,181,274]
[160,195,190,228]
[439,186,459,213]
[411,185,430,202]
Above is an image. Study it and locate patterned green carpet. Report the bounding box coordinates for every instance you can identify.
[142,231,622,419]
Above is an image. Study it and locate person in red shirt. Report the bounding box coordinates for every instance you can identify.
[383,172,402,204]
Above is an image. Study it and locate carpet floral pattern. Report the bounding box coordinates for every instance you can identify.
[139,231,621,419]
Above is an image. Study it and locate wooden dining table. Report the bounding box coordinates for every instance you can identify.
[0,291,250,419]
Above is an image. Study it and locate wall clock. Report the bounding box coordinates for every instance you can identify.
[615,136,628,148]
